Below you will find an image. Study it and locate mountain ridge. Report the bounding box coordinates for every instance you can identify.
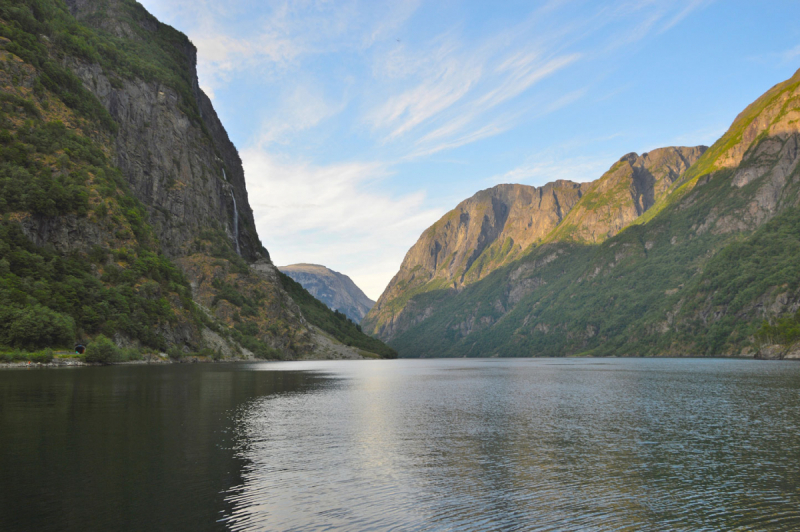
[364,146,706,342]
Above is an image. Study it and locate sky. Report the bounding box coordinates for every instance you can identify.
[139,0,800,300]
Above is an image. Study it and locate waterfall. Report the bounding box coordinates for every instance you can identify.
[223,168,240,256]
[230,189,241,256]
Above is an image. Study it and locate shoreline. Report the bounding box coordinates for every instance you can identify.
[2,353,798,370]
[0,354,267,370]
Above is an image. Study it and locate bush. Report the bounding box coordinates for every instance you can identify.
[2,304,74,350]
[121,346,143,361]
[84,335,119,364]
[28,348,54,363]
[167,346,182,361]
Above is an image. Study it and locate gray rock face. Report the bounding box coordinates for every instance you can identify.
[279,264,375,323]
[756,344,787,360]
[785,343,800,360]
[364,181,589,339]
[63,2,261,262]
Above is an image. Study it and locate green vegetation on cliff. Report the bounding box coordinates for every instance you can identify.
[0,220,194,350]
[0,0,201,128]
[0,49,197,350]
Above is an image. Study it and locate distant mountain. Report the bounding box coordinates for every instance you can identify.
[364,68,800,359]
[279,264,375,323]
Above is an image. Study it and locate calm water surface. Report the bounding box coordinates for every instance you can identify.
[1,358,799,531]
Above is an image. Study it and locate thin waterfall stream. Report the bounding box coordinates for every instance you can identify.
[223,168,241,256]
[231,190,241,256]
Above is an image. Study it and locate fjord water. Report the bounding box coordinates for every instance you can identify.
[1,360,799,531]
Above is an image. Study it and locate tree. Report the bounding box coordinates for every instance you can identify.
[5,305,74,349]
[84,335,119,364]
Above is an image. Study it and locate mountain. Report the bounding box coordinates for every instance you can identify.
[279,264,375,323]
[364,68,800,359]
[364,147,705,342]
[0,0,395,360]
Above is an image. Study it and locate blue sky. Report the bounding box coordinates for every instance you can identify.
[139,0,800,299]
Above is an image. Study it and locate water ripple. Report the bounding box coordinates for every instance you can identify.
[220,359,800,531]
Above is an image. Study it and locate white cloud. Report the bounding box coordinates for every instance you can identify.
[781,45,800,64]
[659,0,714,33]
[242,149,444,299]
[255,83,348,146]
[475,54,582,109]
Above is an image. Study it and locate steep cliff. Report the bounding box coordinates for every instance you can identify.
[0,0,395,359]
[373,69,800,358]
[279,264,374,323]
[63,0,261,261]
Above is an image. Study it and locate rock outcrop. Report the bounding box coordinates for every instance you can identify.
[363,181,589,339]
[64,0,261,261]
[279,264,375,323]
[548,147,706,243]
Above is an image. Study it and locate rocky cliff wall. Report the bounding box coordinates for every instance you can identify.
[64,0,261,261]
[548,146,706,244]
[363,181,589,339]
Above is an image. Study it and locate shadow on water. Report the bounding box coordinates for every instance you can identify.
[0,363,333,532]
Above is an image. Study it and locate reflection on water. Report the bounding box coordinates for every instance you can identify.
[222,359,800,531]
[1,359,799,531]
[0,363,328,532]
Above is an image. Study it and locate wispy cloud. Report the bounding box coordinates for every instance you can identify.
[368,53,484,140]
[490,154,616,187]
[780,45,800,64]
[254,83,349,146]
[359,0,707,160]
[744,43,800,67]
[659,0,715,33]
